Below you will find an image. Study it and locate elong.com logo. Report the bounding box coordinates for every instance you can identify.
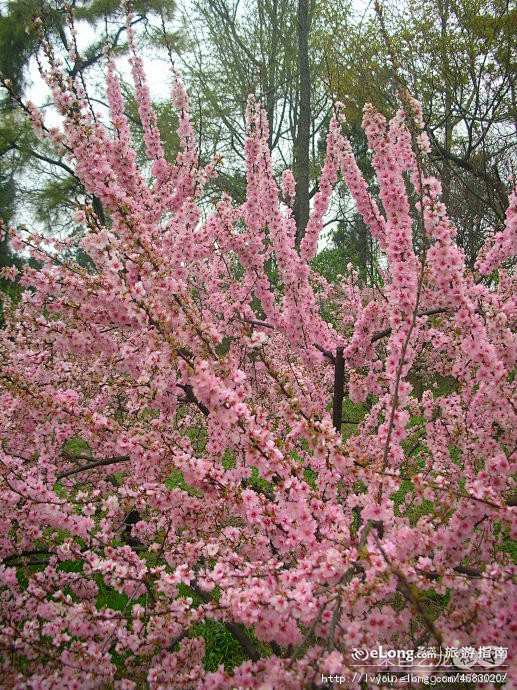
[351,645,508,670]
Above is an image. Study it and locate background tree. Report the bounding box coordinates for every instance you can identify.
[293,0,311,241]
[0,103,26,323]
[0,0,182,233]
[181,0,336,240]
[319,0,516,267]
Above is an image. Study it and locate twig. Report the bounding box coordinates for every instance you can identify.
[189,583,261,662]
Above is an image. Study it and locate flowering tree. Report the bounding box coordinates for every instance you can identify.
[0,11,516,690]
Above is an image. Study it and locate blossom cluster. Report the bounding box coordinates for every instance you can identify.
[0,18,515,690]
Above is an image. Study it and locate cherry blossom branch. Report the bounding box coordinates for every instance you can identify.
[372,532,443,646]
[176,383,209,416]
[189,583,261,662]
[56,456,130,480]
[370,307,450,343]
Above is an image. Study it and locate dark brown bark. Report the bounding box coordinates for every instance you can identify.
[439,0,452,207]
[57,455,130,480]
[264,0,278,151]
[332,346,345,431]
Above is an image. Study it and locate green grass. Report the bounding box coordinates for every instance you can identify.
[503,534,517,564]
[193,619,248,671]
[177,583,268,672]
[391,479,435,526]
[63,436,92,457]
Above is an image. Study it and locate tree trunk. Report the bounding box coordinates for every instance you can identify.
[439,0,452,208]
[332,347,345,431]
[294,0,310,246]
[265,0,278,151]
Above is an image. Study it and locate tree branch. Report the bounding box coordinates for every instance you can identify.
[371,307,450,343]
[57,456,130,480]
[190,583,261,661]
[177,383,209,416]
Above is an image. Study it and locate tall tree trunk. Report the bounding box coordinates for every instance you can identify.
[439,0,452,208]
[265,0,278,151]
[294,0,310,246]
